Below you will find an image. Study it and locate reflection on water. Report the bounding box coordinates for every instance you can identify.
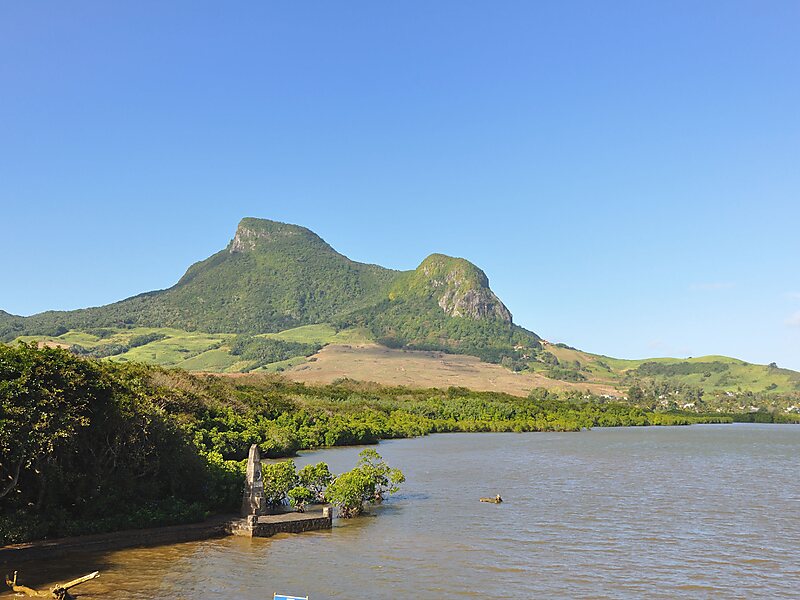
[4,424,799,599]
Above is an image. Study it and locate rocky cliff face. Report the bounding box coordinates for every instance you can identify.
[437,285,512,322]
[397,254,513,323]
[229,218,320,253]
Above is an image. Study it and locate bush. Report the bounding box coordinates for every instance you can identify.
[297,462,333,503]
[287,486,314,511]
[326,449,404,518]
[262,460,298,508]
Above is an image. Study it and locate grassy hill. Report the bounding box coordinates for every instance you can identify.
[531,343,800,395]
[13,323,800,413]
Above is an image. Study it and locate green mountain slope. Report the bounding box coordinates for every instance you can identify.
[1,218,540,363]
[4,218,399,335]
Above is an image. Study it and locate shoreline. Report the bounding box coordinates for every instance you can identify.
[0,508,332,566]
[3,423,793,563]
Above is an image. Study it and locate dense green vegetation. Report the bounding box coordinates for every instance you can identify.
[230,336,322,371]
[0,343,214,545]
[5,343,787,545]
[0,218,399,338]
[636,361,730,377]
[326,449,405,517]
[336,296,539,363]
[260,451,403,516]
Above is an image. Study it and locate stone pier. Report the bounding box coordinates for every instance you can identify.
[229,506,333,538]
[1,508,335,563]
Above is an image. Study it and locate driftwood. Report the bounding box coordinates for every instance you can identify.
[5,570,99,599]
[480,494,503,504]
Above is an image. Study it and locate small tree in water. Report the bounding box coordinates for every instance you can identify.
[327,449,405,518]
[297,462,333,503]
[287,485,314,512]
[262,460,297,508]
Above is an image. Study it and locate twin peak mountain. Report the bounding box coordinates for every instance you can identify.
[2,218,540,359]
[227,218,513,323]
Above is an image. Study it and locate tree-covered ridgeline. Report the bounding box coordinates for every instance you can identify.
[0,218,544,367]
[1,343,796,545]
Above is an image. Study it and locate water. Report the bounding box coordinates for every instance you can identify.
[5,424,799,599]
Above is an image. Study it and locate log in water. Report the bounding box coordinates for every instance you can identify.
[4,424,799,599]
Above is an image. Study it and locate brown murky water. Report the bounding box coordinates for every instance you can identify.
[5,424,799,599]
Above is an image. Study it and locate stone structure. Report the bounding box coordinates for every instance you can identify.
[0,510,335,563]
[241,444,267,517]
[229,507,333,538]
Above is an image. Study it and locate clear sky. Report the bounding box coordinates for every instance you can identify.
[2,1,799,369]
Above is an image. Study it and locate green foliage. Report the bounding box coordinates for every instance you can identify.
[129,332,168,347]
[554,342,578,350]
[0,497,207,545]
[326,450,405,518]
[354,448,406,501]
[262,460,298,508]
[636,361,730,377]
[337,295,540,364]
[545,367,587,382]
[3,218,400,338]
[297,462,333,503]
[540,351,559,365]
[325,469,373,519]
[8,218,797,398]
[0,342,99,503]
[0,343,223,545]
[287,485,315,510]
[628,384,645,403]
[68,331,169,359]
[2,218,541,368]
[70,342,129,358]
[230,336,321,370]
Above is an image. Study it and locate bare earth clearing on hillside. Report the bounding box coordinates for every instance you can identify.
[284,343,620,397]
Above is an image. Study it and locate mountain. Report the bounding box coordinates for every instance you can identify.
[2,218,540,363]
[4,217,798,407]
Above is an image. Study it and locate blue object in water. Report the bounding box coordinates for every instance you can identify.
[274,595,308,600]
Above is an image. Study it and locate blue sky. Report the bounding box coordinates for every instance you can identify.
[2,1,799,369]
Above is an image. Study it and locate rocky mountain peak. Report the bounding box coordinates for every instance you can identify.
[399,254,513,323]
[229,218,325,253]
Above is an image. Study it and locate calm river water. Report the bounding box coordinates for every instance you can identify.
[6,424,800,599]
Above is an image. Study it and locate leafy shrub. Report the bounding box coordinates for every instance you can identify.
[263,460,298,508]
[326,449,405,518]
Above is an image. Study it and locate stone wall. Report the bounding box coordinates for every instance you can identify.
[229,508,333,538]
[0,516,232,565]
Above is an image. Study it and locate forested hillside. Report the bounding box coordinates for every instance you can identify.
[1,218,537,364]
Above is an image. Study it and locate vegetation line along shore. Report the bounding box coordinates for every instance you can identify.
[2,343,797,546]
